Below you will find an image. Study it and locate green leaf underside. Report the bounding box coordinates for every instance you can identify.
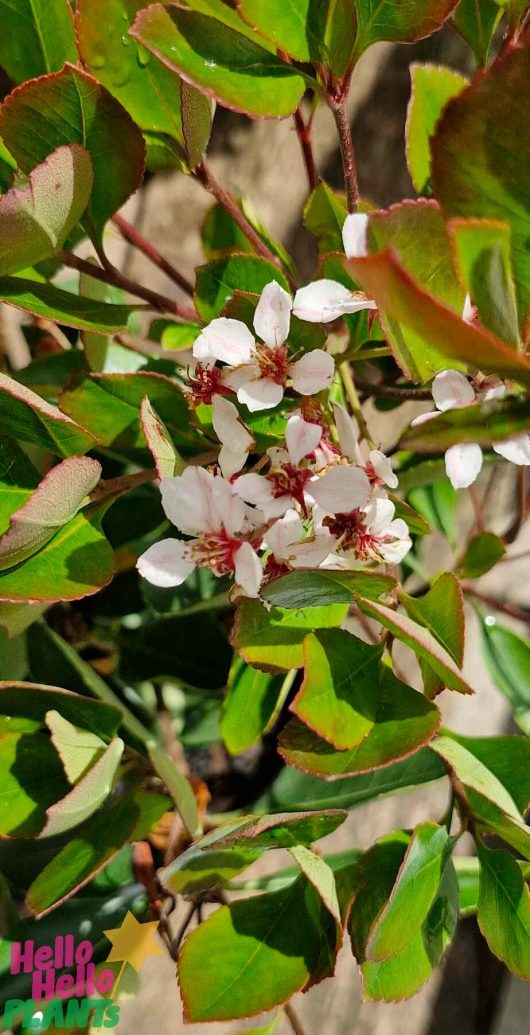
[0,374,95,457]
[0,681,122,741]
[38,737,124,838]
[46,709,106,785]
[279,667,440,779]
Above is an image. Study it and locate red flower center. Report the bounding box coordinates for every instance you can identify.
[190,531,239,575]
[269,463,312,513]
[255,343,289,385]
[323,509,378,560]
[188,364,231,407]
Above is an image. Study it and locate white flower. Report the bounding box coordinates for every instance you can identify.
[137,466,263,597]
[234,414,322,520]
[318,494,412,566]
[308,463,371,514]
[333,403,398,489]
[411,369,530,490]
[342,212,369,258]
[292,212,376,324]
[212,396,253,478]
[193,281,334,412]
[263,508,335,570]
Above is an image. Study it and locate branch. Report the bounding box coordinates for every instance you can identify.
[90,469,158,502]
[328,100,359,212]
[355,379,433,400]
[59,251,198,321]
[284,1002,308,1035]
[464,586,530,627]
[293,107,319,193]
[112,214,196,298]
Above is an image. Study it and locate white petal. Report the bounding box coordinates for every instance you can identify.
[432,370,475,412]
[290,350,334,395]
[264,509,304,557]
[161,466,217,534]
[233,473,275,508]
[217,445,247,479]
[493,434,530,465]
[212,396,252,477]
[211,476,247,536]
[365,495,395,535]
[288,532,336,568]
[333,402,362,463]
[444,443,483,489]
[309,465,371,513]
[462,294,474,324]
[193,318,255,366]
[483,384,506,402]
[285,415,322,465]
[410,410,440,427]
[234,542,263,598]
[342,212,369,258]
[237,377,284,412]
[253,280,292,347]
[137,539,194,588]
[378,535,412,564]
[292,279,376,323]
[369,449,398,488]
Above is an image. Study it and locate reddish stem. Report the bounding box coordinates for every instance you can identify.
[329,99,359,212]
[59,251,198,321]
[112,214,195,298]
[293,107,319,193]
[464,586,530,627]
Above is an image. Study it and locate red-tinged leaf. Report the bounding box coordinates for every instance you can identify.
[0,277,136,334]
[345,249,530,386]
[231,598,349,672]
[0,457,101,572]
[0,65,145,242]
[0,681,122,741]
[140,396,185,478]
[279,667,441,779]
[431,46,530,327]
[352,0,460,60]
[0,374,96,457]
[38,737,124,838]
[402,395,530,452]
[0,0,77,83]
[0,146,93,277]
[357,597,474,696]
[399,574,464,699]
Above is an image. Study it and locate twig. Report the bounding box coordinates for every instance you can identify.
[90,469,158,502]
[293,107,318,193]
[59,251,198,321]
[112,214,195,298]
[160,898,196,961]
[284,1002,307,1035]
[355,379,433,401]
[464,586,530,627]
[469,484,485,534]
[195,161,295,287]
[505,467,528,544]
[328,100,359,212]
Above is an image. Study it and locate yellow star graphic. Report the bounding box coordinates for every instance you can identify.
[104,911,164,973]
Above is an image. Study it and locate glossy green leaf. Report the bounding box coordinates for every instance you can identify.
[39,737,124,838]
[232,598,348,672]
[0,456,101,571]
[431,46,530,326]
[0,681,122,741]
[0,505,115,604]
[289,845,341,925]
[476,842,530,979]
[352,0,460,60]
[0,146,93,277]
[304,182,348,254]
[195,256,290,322]
[262,569,396,609]
[346,249,530,386]
[0,731,69,837]
[460,532,505,579]
[366,822,450,961]
[479,617,530,734]
[60,371,203,457]
[0,0,77,83]
[148,743,200,837]
[238,0,326,62]
[452,0,504,66]
[140,396,185,478]
[279,667,440,778]
[46,709,106,785]
[0,64,145,242]
[358,598,474,695]
[403,396,530,453]
[436,732,530,814]
[0,276,135,333]
[221,662,285,755]
[293,630,384,750]
[450,218,520,346]
[406,64,467,195]
[407,476,458,545]
[131,4,307,120]
[0,374,95,457]
[178,875,339,1021]
[399,573,464,698]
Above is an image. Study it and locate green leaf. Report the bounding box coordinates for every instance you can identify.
[131,4,307,120]
[476,842,530,979]
[0,146,93,277]
[0,374,95,457]
[0,731,69,836]
[399,574,464,698]
[406,64,467,195]
[0,456,101,571]
[262,569,396,609]
[403,396,530,452]
[121,612,232,689]
[289,845,341,925]
[237,0,326,62]
[0,64,145,243]
[0,505,115,604]
[366,823,451,961]
[431,46,530,327]
[147,743,200,837]
[449,218,520,347]
[46,709,106,784]
[279,667,441,778]
[303,182,348,254]
[178,875,339,1021]
[479,617,530,734]
[352,0,460,60]
[452,0,504,66]
[181,78,214,168]
[60,371,203,457]
[0,0,77,83]
[460,531,505,578]
[447,732,530,814]
[195,255,290,322]
[346,249,530,386]
[408,477,458,545]
[0,680,122,741]
[221,662,285,755]
[358,598,474,695]
[232,598,348,672]
[39,737,124,838]
[0,602,48,639]
[202,203,294,274]
[293,630,384,750]
[258,748,446,812]
[0,276,135,333]
[140,396,185,478]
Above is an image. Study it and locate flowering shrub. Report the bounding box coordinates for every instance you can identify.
[0,0,530,1028]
